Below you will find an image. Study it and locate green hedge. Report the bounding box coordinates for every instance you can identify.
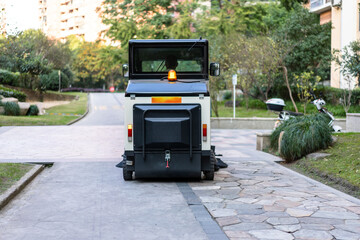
[271,114,333,163]
[0,85,26,102]
[0,69,19,85]
[4,102,20,116]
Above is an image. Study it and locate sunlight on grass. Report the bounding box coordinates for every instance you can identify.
[0,92,87,126]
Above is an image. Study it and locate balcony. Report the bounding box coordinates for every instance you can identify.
[310,0,332,14]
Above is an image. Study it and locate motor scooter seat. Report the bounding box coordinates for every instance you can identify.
[283,111,303,116]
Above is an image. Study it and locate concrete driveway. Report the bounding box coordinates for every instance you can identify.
[0,93,359,240]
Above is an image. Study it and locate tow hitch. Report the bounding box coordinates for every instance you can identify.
[165,150,171,168]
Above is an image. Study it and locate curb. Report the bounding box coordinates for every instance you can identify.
[67,93,90,126]
[0,164,44,210]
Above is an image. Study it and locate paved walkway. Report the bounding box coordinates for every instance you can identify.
[0,92,359,239]
[0,125,123,162]
[193,129,360,240]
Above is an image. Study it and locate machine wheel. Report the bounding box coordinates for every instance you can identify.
[123,167,133,181]
[204,150,215,180]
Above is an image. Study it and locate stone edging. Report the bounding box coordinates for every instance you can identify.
[0,164,44,210]
[211,117,346,130]
[67,93,90,126]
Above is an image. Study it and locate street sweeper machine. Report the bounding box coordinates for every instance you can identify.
[119,39,223,180]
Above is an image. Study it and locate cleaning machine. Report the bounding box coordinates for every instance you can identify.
[119,39,221,181]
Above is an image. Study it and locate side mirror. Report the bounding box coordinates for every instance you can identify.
[210,63,220,76]
[122,64,129,78]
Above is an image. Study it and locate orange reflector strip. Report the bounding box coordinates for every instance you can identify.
[152,97,182,104]
[168,70,177,81]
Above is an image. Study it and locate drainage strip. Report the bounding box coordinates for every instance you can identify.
[176,182,229,240]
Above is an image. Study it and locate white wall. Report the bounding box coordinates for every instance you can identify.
[340,0,358,88]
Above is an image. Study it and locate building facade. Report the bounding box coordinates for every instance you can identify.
[39,0,107,42]
[310,0,360,89]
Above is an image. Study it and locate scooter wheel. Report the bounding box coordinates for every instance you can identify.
[123,167,133,181]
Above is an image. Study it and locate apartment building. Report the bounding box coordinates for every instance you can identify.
[39,0,107,42]
[310,0,359,89]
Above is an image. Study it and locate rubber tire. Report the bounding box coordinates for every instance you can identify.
[123,167,133,181]
[204,150,215,180]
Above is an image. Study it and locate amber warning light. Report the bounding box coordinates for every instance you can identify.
[168,70,177,81]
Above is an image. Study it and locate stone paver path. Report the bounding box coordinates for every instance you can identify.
[190,129,360,240]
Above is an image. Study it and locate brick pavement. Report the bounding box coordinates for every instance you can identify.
[190,129,360,240]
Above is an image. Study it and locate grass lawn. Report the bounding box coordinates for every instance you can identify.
[0,163,33,194]
[286,133,360,198]
[213,105,274,118]
[0,92,87,126]
[213,99,360,118]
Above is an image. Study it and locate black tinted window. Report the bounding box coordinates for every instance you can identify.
[134,47,204,73]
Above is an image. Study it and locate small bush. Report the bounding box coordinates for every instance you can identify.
[4,102,20,116]
[0,69,19,85]
[223,91,232,100]
[27,105,39,116]
[271,114,333,163]
[0,85,26,102]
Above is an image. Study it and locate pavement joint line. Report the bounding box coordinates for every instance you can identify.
[0,164,44,211]
[177,182,229,240]
[0,158,122,163]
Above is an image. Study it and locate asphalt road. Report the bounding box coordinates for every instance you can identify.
[0,93,211,240]
[76,93,125,126]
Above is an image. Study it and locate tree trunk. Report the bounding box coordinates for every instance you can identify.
[281,65,298,113]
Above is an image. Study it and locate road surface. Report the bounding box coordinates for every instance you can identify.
[0,93,359,240]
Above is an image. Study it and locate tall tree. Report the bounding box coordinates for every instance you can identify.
[101,0,176,46]
[279,0,308,11]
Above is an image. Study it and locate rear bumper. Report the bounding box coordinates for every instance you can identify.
[124,150,211,179]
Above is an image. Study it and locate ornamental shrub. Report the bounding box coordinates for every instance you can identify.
[271,114,333,163]
[27,105,39,116]
[0,69,19,85]
[4,102,20,116]
[0,85,27,102]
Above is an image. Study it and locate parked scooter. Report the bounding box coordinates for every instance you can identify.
[266,95,342,132]
[310,93,342,132]
[266,98,303,128]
